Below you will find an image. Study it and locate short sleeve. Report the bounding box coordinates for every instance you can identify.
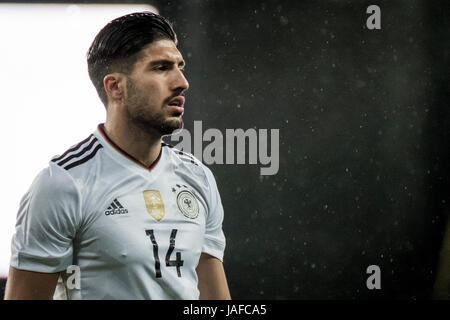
[10,163,81,273]
[201,167,226,261]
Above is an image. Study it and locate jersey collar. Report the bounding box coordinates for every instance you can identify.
[95,123,163,174]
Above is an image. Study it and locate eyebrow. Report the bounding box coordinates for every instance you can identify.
[148,59,185,68]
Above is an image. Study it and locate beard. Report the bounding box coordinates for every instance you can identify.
[124,78,183,137]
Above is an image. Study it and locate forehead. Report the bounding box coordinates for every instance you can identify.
[137,39,184,63]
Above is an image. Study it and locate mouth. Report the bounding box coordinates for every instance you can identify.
[167,96,185,116]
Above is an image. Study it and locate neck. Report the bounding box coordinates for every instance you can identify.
[103,119,162,168]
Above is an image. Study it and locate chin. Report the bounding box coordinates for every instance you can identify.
[159,118,183,136]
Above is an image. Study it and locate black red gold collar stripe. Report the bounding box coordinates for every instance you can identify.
[98,124,162,172]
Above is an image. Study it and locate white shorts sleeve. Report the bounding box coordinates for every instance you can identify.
[10,163,81,273]
[201,167,226,261]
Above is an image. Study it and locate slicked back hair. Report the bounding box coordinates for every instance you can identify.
[87,12,177,107]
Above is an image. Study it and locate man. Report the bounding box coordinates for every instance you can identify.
[5,12,231,300]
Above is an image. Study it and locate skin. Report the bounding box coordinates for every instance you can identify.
[196,253,231,300]
[433,219,450,299]
[103,39,189,168]
[5,39,231,300]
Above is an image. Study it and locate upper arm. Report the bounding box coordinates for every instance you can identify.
[11,165,80,273]
[197,168,229,299]
[4,266,60,300]
[433,218,450,299]
[201,167,226,260]
[196,253,231,300]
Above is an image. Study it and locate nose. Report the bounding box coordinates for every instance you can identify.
[172,68,189,94]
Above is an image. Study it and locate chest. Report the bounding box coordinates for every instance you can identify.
[76,178,208,278]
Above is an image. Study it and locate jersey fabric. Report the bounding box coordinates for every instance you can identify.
[10,124,226,300]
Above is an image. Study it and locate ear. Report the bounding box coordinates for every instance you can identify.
[103,73,126,102]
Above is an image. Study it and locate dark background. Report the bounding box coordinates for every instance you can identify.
[1,0,449,299]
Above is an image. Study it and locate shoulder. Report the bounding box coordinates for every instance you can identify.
[18,161,82,230]
[162,142,208,176]
[42,132,105,199]
[162,142,202,167]
[50,133,104,173]
[162,142,219,190]
[30,162,81,205]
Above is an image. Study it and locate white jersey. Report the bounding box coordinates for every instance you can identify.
[10,124,226,300]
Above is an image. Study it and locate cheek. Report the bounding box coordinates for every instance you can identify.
[144,83,166,105]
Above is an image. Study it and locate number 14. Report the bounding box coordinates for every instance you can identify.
[145,229,184,278]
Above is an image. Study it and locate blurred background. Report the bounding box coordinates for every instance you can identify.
[0,0,449,299]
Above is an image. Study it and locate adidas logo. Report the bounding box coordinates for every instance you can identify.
[104,199,129,216]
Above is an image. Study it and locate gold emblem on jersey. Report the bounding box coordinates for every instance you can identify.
[143,190,165,221]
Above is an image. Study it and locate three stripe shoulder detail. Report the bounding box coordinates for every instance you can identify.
[163,143,199,166]
[52,135,103,170]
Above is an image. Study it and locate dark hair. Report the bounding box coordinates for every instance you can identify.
[87,12,177,107]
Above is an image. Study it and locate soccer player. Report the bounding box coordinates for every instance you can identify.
[5,12,231,300]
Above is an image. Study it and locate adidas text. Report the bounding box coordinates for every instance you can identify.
[104,208,128,216]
